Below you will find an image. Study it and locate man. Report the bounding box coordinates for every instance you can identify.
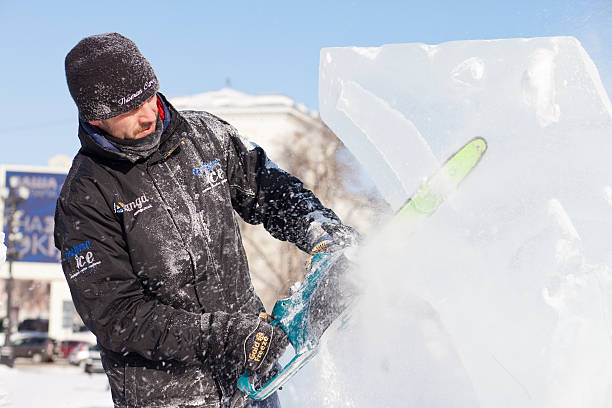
[54,33,358,408]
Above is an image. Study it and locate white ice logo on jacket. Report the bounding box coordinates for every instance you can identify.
[66,240,102,279]
[193,159,227,193]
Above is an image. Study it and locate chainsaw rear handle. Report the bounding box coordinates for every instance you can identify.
[237,253,339,400]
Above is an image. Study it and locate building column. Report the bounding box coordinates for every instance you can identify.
[48,279,73,341]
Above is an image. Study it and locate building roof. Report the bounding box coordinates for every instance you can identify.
[170,88,318,119]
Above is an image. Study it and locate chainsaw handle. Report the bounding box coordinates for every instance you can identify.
[237,344,319,399]
[237,253,339,400]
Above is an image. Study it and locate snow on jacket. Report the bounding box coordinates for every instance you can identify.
[54,94,341,408]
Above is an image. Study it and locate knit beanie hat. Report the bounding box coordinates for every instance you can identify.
[65,33,159,121]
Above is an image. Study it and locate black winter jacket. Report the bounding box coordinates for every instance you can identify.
[54,94,340,407]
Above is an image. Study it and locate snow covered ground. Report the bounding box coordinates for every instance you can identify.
[0,361,112,408]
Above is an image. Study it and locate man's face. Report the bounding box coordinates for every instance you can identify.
[89,95,158,140]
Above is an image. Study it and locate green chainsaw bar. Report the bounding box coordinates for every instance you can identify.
[238,136,488,400]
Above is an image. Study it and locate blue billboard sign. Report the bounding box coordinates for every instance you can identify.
[3,170,67,263]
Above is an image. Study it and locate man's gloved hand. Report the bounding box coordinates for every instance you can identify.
[310,222,360,255]
[204,312,289,378]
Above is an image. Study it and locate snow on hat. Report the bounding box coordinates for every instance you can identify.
[65,32,159,121]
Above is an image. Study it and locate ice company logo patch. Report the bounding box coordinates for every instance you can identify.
[66,240,102,279]
[193,158,227,193]
[113,193,152,216]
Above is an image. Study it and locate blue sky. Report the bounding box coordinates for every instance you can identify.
[1,0,611,166]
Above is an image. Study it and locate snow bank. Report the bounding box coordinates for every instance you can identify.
[279,37,612,407]
[0,364,112,408]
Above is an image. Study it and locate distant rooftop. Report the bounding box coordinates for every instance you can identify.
[170,88,318,118]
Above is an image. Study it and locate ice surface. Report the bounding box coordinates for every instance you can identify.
[279,37,612,407]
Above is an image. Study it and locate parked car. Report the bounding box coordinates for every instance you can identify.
[69,342,92,366]
[11,335,58,363]
[84,344,104,373]
[17,319,49,333]
[60,340,90,359]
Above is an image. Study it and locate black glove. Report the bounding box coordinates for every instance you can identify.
[203,312,289,378]
[309,222,360,255]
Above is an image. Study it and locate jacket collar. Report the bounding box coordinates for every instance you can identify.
[77,92,181,163]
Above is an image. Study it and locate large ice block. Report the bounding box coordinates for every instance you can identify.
[320,37,612,211]
[305,37,612,408]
